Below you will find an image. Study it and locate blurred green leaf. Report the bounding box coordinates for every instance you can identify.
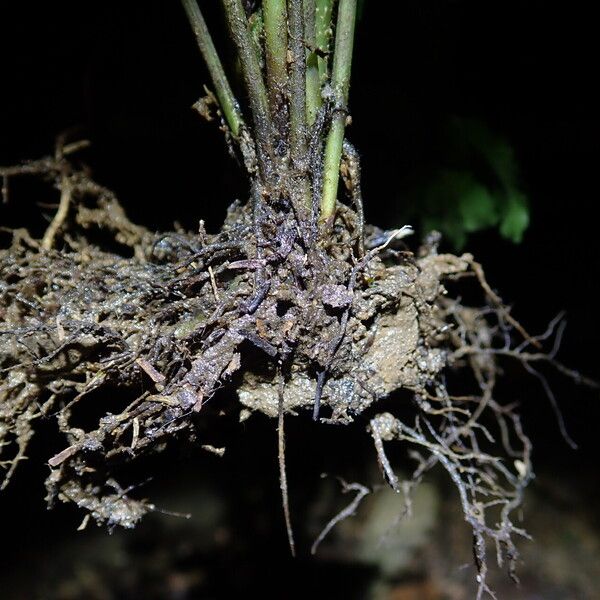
[401,117,530,248]
[458,183,498,233]
[499,191,529,243]
[419,170,499,248]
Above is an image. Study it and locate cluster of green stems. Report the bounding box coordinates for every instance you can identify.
[181,0,357,221]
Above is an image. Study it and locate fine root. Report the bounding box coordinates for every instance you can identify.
[278,370,295,556]
[311,478,370,555]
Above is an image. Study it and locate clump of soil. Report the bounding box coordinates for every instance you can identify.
[0,149,577,596]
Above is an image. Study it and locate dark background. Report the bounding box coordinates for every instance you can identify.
[1,1,599,596]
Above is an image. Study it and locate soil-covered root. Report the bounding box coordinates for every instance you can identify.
[1,195,462,489]
[1,154,587,595]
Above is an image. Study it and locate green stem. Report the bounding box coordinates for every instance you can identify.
[304,0,321,127]
[320,0,357,220]
[287,0,312,214]
[222,0,273,179]
[287,0,308,168]
[315,0,334,84]
[263,0,288,140]
[181,0,244,136]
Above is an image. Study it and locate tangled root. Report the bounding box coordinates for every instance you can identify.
[1,150,592,596]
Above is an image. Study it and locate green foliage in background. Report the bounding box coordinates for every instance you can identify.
[356,3,528,248]
[407,118,529,249]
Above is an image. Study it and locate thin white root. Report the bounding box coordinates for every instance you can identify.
[278,375,295,556]
[311,479,370,555]
[41,174,72,250]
